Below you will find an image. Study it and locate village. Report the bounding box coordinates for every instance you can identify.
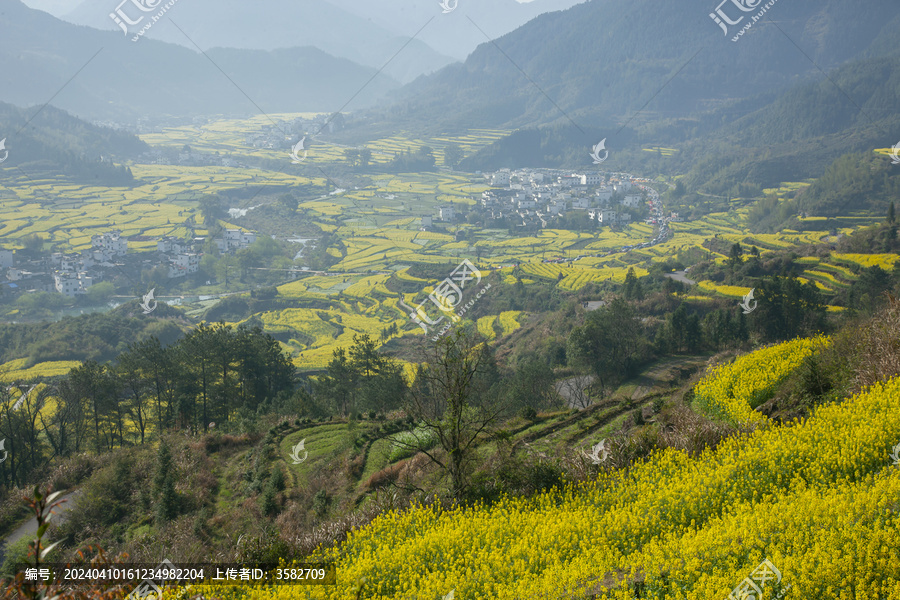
[0,167,678,302]
[463,168,678,231]
[0,228,258,300]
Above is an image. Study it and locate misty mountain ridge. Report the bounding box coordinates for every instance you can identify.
[61,0,457,84]
[0,1,399,122]
[326,0,585,61]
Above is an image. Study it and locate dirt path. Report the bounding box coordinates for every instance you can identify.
[664,270,696,286]
[0,490,81,564]
[628,355,708,400]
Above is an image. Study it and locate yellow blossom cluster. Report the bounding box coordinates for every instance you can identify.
[694,336,830,425]
[186,365,900,600]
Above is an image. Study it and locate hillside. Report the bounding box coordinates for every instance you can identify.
[4,289,900,598]
[0,102,146,184]
[378,0,900,132]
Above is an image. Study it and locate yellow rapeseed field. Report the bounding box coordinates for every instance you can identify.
[693,336,830,425]
[184,364,900,599]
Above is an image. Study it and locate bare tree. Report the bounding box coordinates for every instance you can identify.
[558,372,596,410]
[404,328,504,500]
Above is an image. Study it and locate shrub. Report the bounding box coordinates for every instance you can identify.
[312,490,330,518]
[270,468,286,492]
[519,406,538,421]
[261,487,278,517]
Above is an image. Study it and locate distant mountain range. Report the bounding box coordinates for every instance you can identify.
[28,0,585,83]
[0,1,398,122]
[324,0,584,61]
[58,0,454,85]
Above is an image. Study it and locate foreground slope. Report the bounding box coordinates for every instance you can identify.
[184,338,900,599]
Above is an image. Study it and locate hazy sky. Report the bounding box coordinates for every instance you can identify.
[22,0,538,17]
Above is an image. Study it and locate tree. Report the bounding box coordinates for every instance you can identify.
[505,358,561,412]
[316,335,405,417]
[728,242,744,273]
[199,195,225,229]
[278,193,298,212]
[116,349,152,445]
[359,148,372,169]
[154,442,179,524]
[66,361,120,452]
[443,143,464,169]
[567,298,647,395]
[755,276,827,341]
[405,328,503,499]
[623,267,644,301]
[343,148,360,168]
[86,281,115,305]
[316,347,355,417]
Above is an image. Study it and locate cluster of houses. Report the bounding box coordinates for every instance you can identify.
[245,113,345,150]
[473,169,646,228]
[1,227,260,299]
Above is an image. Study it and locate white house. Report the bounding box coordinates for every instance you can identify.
[490,171,511,187]
[224,229,257,250]
[581,173,602,186]
[174,253,200,273]
[614,180,634,193]
[439,206,456,222]
[91,231,127,257]
[572,198,590,210]
[596,186,614,203]
[54,272,93,297]
[598,210,617,224]
[622,194,643,208]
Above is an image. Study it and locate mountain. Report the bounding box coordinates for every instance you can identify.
[60,0,455,84]
[381,0,900,133]
[326,0,585,61]
[0,1,399,122]
[0,101,147,184]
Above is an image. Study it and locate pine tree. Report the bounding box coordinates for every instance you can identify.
[154,442,178,523]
